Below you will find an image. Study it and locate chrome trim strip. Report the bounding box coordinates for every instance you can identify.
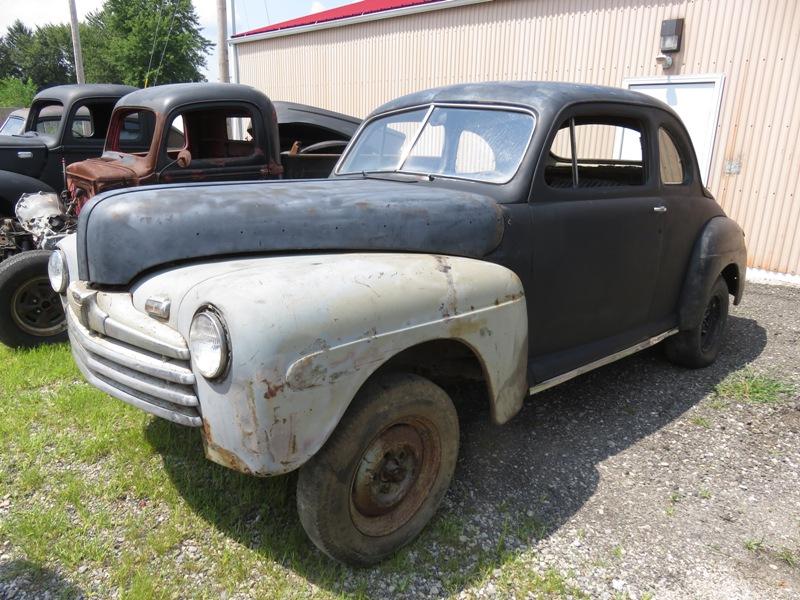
[102,317,189,360]
[67,308,195,385]
[395,104,435,168]
[70,339,202,428]
[529,328,679,395]
[72,339,198,407]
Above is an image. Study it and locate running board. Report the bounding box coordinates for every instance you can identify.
[528,328,680,396]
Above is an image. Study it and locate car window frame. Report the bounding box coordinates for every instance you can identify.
[531,102,659,202]
[655,116,696,190]
[64,98,116,144]
[158,100,265,170]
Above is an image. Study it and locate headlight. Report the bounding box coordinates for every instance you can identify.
[48,249,69,293]
[189,310,229,379]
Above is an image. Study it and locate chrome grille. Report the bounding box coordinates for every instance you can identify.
[66,283,201,427]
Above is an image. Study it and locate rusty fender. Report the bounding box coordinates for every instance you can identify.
[128,252,527,476]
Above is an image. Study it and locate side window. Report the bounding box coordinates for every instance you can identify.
[111,110,157,154]
[658,127,686,185]
[545,117,646,189]
[68,100,115,140]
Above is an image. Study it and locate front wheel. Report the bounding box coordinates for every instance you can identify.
[0,250,67,349]
[665,275,730,368]
[296,372,460,565]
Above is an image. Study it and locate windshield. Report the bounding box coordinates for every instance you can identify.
[338,105,535,183]
[0,115,24,136]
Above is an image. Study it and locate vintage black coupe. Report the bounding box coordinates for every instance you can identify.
[54,82,746,564]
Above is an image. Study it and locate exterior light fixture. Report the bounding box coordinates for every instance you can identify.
[660,18,684,53]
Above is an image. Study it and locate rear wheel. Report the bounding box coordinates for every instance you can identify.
[665,275,729,368]
[0,250,67,348]
[296,372,459,565]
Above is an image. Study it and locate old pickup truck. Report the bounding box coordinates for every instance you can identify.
[0,83,359,347]
[0,84,137,217]
[54,82,746,565]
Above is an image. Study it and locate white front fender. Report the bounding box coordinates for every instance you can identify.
[164,253,527,475]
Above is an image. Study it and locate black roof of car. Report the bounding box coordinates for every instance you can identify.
[273,101,361,137]
[116,82,274,115]
[33,84,138,105]
[372,81,674,118]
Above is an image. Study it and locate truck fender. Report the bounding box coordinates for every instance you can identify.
[177,253,528,475]
[0,170,55,216]
[677,215,747,331]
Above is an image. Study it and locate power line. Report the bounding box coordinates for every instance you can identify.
[153,0,179,87]
[144,0,165,88]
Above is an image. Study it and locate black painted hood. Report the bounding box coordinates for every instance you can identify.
[77,178,505,285]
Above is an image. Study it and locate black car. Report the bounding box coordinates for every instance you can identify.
[55,81,746,565]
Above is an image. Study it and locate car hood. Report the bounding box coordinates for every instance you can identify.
[76,178,506,285]
[0,133,49,149]
[67,154,147,185]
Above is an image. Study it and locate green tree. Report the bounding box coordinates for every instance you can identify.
[0,1,211,90]
[85,0,211,87]
[0,19,73,89]
[0,77,37,107]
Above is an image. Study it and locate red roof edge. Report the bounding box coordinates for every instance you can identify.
[233,0,449,38]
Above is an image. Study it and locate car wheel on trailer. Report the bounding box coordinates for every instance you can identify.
[296,371,460,565]
[0,250,67,348]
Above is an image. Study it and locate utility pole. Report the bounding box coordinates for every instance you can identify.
[68,0,85,84]
[217,0,230,83]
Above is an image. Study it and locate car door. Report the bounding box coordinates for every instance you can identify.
[528,104,666,383]
[647,115,724,324]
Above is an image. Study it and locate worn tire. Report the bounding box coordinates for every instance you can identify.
[0,250,67,348]
[665,276,730,368]
[296,372,460,566]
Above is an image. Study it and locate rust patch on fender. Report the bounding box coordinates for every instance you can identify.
[201,419,257,475]
[435,256,458,318]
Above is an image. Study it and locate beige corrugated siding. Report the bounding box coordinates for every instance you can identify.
[236,0,800,275]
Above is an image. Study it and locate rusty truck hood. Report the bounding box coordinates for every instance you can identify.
[67,153,149,187]
[76,178,505,285]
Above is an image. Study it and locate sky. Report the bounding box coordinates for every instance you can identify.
[0,0,353,82]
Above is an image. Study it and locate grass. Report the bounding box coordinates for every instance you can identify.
[744,539,764,554]
[714,370,796,405]
[0,344,578,599]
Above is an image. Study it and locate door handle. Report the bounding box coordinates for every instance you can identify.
[653,206,668,213]
[17,151,32,159]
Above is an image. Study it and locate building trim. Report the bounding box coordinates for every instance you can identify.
[230,0,493,45]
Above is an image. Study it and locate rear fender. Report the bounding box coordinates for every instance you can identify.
[677,216,747,330]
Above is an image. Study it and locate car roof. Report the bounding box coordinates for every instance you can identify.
[273,101,361,137]
[116,83,274,115]
[371,81,675,119]
[33,84,138,105]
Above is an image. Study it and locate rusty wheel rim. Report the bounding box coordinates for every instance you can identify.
[350,418,441,537]
[10,276,66,337]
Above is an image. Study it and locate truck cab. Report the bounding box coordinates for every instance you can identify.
[0,84,136,217]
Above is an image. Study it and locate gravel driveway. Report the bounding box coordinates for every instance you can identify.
[1,283,797,599]
[439,281,799,599]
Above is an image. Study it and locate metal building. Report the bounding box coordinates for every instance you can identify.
[231,0,800,276]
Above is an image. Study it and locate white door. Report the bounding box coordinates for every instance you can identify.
[621,75,725,184]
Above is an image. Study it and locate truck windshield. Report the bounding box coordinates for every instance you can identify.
[337,105,535,184]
